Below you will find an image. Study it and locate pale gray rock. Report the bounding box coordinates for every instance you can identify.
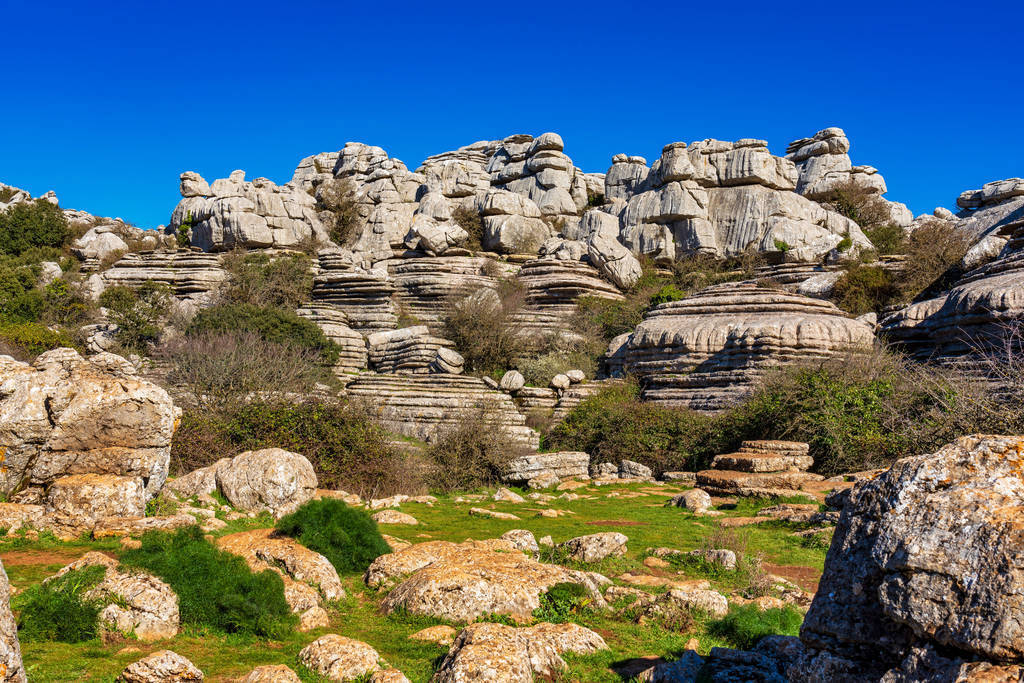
[215,449,317,518]
[0,559,25,682]
[502,452,590,486]
[118,650,203,682]
[500,370,526,392]
[559,532,628,562]
[37,261,63,286]
[960,233,1008,271]
[619,460,652,479]
[668,489,712,513]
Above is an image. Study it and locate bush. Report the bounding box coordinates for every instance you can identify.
[187,303,340,365]
[451,206,484,251]
[898,220,970,301]
[221,251,313,309]
[275,498,391,574]
[316,178,361,247]
[119,526,295,637]
[171,399,413,498]
[160,331,331,411]
[0,199,69,256]
[99,281,172,352]
[864,224,906,255]
[707,604,803,649]
[831,263,900,314]
[822,180,893,230]
[533,582,592,623]
[442,282,528,377]
[15,565,106,643]
[0,322,75,358]
[427,406,531,492]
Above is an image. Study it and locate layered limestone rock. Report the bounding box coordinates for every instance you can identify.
[0,559,25,683]
[365,539,608,622]
[881,213,1024,362]
[501,452,590,487]
[169,170,329,251]
[388,255,510,332]
[514,259,623,337]
[794,435,1024,680]
[345,374,539,449]
[615,139,871,263]
[622,283,875,409]
[367,326,461,374]
[485,132,586,220]
[787,127,912,227]
[310,250,397,333]
[0,349,178,499]
[294,306,368,373]
[955,177,1024,240]
[698,440,823,498]
[100,251,228,307]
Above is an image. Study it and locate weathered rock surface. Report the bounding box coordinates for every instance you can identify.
[0,559,25,683]
[100,251,228,308]
[367,326,461,375]
[295,306,368,373]
[623,283,874,409]
[712,441,814,472]
[118,650,203,682]
[559,532,628,562]
[0,349,177,499]
[45,474,147,532]
[214,449,317,518]
[668,489,712,513]
[366,539,608,622]
[298,634,381,681]
[240,664,302,682]
[345,373,538,449]
[795,435,1024,680]
[501,451,590,487]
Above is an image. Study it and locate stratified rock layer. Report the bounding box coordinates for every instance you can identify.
[623,283,875,409]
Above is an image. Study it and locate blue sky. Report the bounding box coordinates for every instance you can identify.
[1,0,1021,228]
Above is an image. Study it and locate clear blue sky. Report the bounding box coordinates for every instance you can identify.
[2,1,1021,228]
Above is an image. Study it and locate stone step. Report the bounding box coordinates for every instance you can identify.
[711,452,813,473]
[738,440,809,457]
[695,469,823,497]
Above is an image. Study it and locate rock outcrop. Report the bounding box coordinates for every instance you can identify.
[99,251,228,309]
[501,451,590,487]
[794,435,1024,680]
[0,349,178,500]
[622,283,875,409]
[697,441,823,498]
[345,374,539,448]
[118,650,203,682]
[0,559,25,683]
[298,634,382,681]
[367,326,461,375]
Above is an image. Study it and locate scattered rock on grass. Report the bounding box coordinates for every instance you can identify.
[500,529,539,554]
[371,510,419,525]
[559,532,628,563]
[117,650,203,682]
[298,634,381,681]
[667,489,712,513]
[410,625,458,646]
[240,664,301,682]
[493,487,526,503]
[469,507,520,520]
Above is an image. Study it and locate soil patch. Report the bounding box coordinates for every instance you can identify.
[763,561,822,592]
[0,549,103,567]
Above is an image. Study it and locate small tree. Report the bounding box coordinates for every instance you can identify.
[99,281,172,352]
[0,199,69,256]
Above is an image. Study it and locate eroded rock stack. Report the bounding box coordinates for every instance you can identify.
[793,435,1024,680]
[310,251,397,333]
[294,306,368,373]
[388,255,509,332]
[623,283,876,409]
[514,259,623,337]
[366,326,462,375]
[100,250,228,308]
[345,374,539,448]
[696,441,823,498]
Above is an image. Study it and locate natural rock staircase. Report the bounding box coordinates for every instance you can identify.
[695,440,823,497]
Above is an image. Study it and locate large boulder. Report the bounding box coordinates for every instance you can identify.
[0,349,178,499]
[212,449,317,518]
[0,559,25,682]
[298,635,381,681]
[794,435,1024,680]
[118,650,203,682]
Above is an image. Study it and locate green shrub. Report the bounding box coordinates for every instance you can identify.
[0,199,69,256]
[864,224,906,255]
[171,399,412,497]
[831,263,900,314]
[221,251,313,309]
[773,239,792,253]
[708,604,803,649]
[650,283,687,306]
[0,322,74,357]
[99,281,172,352]
[533,582,592,623]
[177,212,193,248]
[823,180,894,230]
[16,564,106,643]
[187,303,340,364]
[836,233,853,253]
[120,526,295,637]
[275,498,391,574]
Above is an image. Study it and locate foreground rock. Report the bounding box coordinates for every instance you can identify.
[0,349,177,499]
[168,448,316,518]
[623,284,875,410]
[432,621,608,682]
[0,559,25,683]
[794,435,1024,680]
[559,532,628,562]
[118,650,203,682]
[366,539,608,621]
[298,634,381,681]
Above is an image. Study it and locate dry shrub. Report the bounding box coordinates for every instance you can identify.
[426,405,532,493]
[898,220,970,301]
[451,206,484,251]
[316,178,361,247]
[822,179,894,230]
[442,280,529,377]
[831,262,900,315]
[701,527,770,597]
[220,250,313,309]
[159,331,329,411]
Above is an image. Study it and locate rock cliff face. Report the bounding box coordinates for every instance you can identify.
[622,283,875,409]
[794,435,1024,680]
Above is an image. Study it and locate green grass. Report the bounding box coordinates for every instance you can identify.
[3,480,826,681]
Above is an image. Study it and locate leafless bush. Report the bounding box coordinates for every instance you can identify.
[822,179,894,230]
[451,206,484,251]
[443,280,530,376]
[702,527,770,597]
[159,331,327,411]
[426,405,533,493]
[897,220,970,302]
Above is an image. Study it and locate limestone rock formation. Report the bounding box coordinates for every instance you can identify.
[310,250,398,333]
[118,650,203,682]
[298,634,382,681]
[501,451,590,487]
[294,305,368,373]
[367,326,461,375]
[240,665,302,682]
[795,435,1024,680]
[0,349,178,499]
[698,441,822,498]
[622,283,875,409]
[559,532,628,563]
[0,559,25,683]
[100,251,228,309]
[345,374,539,448]
[365,539,608,622]
[514,258,623,338]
